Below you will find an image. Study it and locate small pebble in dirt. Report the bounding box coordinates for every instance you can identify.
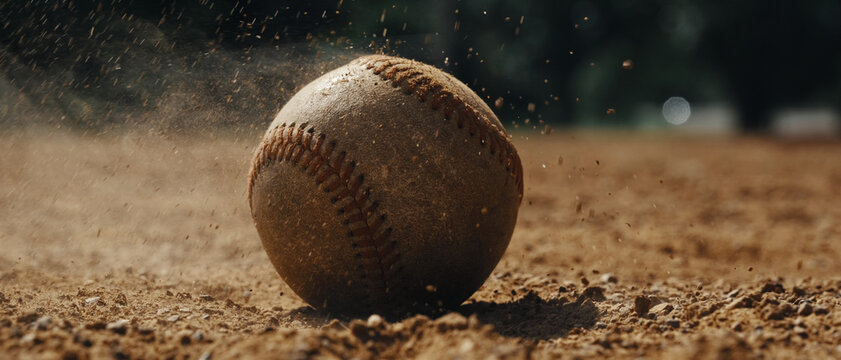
[73,332,93,347]
[600,273,618,283]
[761,282,784,294]
[650,303,674,316]
[199,352,213,360]
[727,296,754,310]
[367,314,384,327]
[84,297,101,305]
[18,313,40,324]
[20,332,37,345]
[157,308,170,315]
[797,302,813,316]
[813,306,829,315]
[579,287,606,302]
[666,319,680,328]
[634,296,651,316]
[106,319,129,334]
[33,316,51,330]
[191,330,205,342]
[177,329,193,345]
[166,315,180,323]
[115,293,128,306]
[199,294,215,301]
[765,303,794,320]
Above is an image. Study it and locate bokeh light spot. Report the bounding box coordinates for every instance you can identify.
[663,97,691,125]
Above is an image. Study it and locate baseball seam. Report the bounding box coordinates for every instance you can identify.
[248,122,400,308]
[360,55,524,198]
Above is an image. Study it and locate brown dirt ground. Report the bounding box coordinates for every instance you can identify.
[1,128,840,359]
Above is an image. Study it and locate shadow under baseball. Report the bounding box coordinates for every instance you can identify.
[458,291,601,340]
[273,291,601,341]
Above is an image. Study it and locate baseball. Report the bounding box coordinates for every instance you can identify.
[247,55,523,313]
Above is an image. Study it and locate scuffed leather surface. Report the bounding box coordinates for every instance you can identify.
[249,55,522,313]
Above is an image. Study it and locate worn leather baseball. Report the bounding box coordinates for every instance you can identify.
[248,55,523,314]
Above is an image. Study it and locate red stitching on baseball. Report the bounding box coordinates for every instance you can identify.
[359,55,524,197]
[248,122,397,307]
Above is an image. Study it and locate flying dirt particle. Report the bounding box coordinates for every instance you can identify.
[557,156,564,166]
[542,125,553,135]
[622,59,634,70]
[606,108,616,115]
[527,103,536,112]
[494,97,504,109]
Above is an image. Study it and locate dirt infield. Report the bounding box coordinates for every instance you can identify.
[1,129,840,359]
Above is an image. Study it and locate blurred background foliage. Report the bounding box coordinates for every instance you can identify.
[1,0,839,133]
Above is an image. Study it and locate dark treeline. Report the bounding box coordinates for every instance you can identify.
[1,0,839,131]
